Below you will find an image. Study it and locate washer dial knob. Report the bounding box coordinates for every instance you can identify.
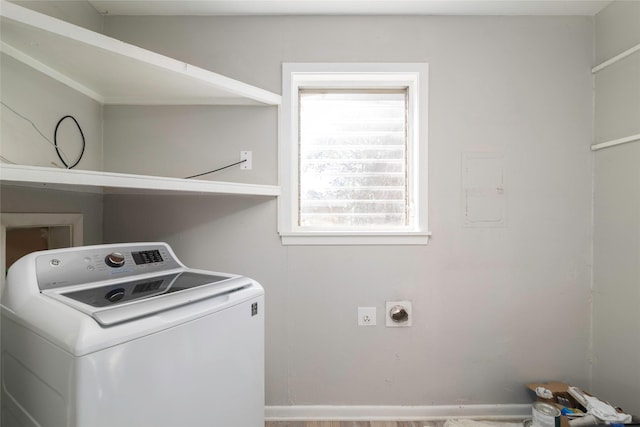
[105,288,126,303]
[105,252,125,268]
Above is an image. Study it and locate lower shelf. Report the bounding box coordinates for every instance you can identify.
[0,164,281,197]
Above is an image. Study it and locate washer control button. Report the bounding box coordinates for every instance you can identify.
[105,252,125,268]
[105,288,125,303]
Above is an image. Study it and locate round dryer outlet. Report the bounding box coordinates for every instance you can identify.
[385,300,412,327]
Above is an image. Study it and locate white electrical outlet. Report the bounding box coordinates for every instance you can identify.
[357,307,376,326]
[240,151,252,170]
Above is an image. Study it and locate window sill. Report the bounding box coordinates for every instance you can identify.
[279,231,432,246]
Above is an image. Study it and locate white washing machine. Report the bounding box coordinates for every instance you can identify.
[1,242,264,427]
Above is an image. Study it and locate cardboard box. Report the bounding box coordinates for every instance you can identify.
[527,381,588,409]
[526,382,588,427]
[527,381,639,427]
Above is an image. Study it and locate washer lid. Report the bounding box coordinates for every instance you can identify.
[61,272,228,307]
[45,271,252,326]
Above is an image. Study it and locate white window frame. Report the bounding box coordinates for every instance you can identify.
[278,63,430,245]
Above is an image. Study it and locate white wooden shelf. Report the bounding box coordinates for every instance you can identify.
[0,164,281,197]
[0,1,281,106]
[0,2,281,197]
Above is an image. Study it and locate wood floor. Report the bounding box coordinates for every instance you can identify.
[266,421,442,427]
[266,420,525,427]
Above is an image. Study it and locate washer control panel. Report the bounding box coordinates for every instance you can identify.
[36,243,181,291]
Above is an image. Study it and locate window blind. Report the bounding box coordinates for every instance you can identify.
[298,89,408,228]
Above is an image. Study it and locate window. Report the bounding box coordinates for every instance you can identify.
[279,63,429,245]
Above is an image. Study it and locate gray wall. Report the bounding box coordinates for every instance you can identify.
[0,186,103,246]
[1,1,103,169]
[1,38,104,250]
[0,54,103,171]
[592,0,640,415]
[10,0,103,33]
[102,105,278,184]
[102,15,595,405]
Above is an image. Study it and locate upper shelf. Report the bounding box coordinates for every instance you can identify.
[0,164,281,197]
[0,1,281,106]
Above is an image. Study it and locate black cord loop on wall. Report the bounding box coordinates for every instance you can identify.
[54,115,86,169]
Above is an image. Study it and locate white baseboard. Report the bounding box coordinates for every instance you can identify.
[265,404,532,421]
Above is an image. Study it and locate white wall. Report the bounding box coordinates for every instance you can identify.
[592,0,640,416]
[103,15,595,406]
